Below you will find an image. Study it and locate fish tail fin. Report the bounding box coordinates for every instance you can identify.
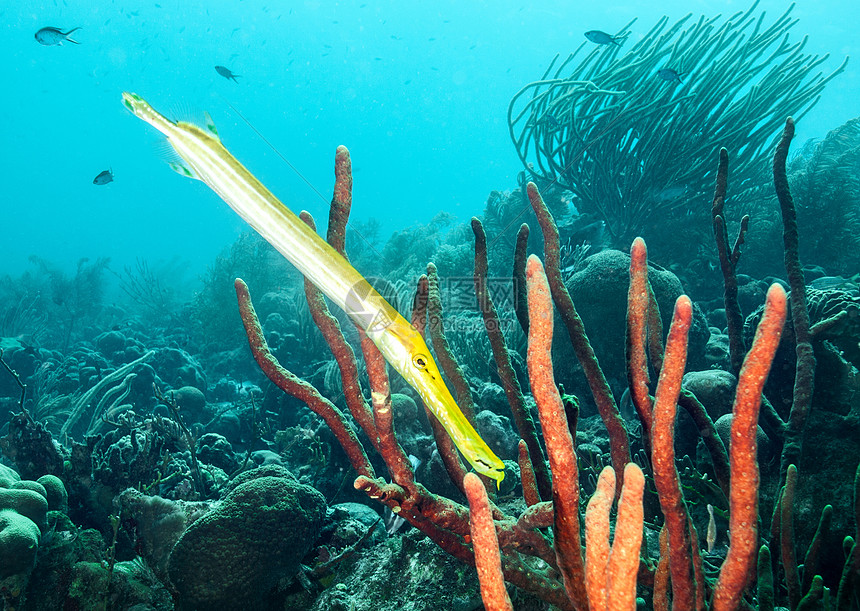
[66,26,82,44]
[612,31,630,46]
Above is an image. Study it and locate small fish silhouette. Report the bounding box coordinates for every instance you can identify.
[35,26,81,46]
[657,68,685,83]
[215,65,240,82]
[584,30,623,46]
[543,113,561,128]
[93,169,113,185]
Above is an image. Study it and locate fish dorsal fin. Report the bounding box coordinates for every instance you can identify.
[204,111,220,140]
[169,160,200,181]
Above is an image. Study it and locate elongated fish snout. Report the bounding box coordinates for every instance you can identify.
[122,92,158,121]
[122,92,177,136]
[121,91,145,113]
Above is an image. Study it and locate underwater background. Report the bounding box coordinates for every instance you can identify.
[2,0,860,609]
[1,0,857,279]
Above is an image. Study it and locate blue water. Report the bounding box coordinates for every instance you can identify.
[2,0,857,279]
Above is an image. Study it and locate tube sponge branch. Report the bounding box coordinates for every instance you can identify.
[234,138,844,609]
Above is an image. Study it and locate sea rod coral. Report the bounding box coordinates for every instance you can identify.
[508,2,847,249]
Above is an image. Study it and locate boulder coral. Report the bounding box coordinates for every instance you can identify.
[167,466,326,609]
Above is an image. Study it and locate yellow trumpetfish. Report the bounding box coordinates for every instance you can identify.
[122,92,505,485]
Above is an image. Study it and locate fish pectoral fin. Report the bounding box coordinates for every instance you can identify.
[168,160,200,181]
[204,111,220,140]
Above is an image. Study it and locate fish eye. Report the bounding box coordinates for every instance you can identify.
[412,353,427,369]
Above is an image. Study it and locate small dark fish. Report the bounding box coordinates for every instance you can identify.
[215,65,240,82]
[653,184,688,202]
[618,387,635,420]
[569,220,605,247]
[584,30,622,46]
[810,275,860,291]
[657,68,685,83]
[93,169,113,185]
[35,26,81,46]
[543,113,561,128]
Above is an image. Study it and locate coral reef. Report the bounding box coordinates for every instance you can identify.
[227,131,860,610]
[1,89,859,611]
[551,247,710,405]
[311,530,486,611]
[789,118,860,276]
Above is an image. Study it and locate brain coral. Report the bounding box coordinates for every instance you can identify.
[167,467,326,609]
[0,508,41,578]
[0,464,63,582]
